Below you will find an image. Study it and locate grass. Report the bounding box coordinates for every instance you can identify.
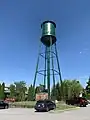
[10,101,76,111]
[56,102,75,111]
[10,101,36,108]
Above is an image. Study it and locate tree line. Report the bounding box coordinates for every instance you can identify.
[0,77,90,101]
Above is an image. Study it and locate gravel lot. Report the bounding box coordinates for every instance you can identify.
[0,105,90,120]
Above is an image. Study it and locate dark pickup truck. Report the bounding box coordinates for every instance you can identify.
[66,97,88,107]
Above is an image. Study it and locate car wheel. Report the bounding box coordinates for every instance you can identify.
[5,105,8,109]
[46,107,49,112]
[79,104,82,107]
[53,105,56,109]
[66,100,68,104]
[83,104,86,107]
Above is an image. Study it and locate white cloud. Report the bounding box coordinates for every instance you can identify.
[79,51,82,54]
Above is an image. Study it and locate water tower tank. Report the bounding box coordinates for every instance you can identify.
[41,20,56,47]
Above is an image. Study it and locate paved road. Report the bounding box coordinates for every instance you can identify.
[0,105,90,120]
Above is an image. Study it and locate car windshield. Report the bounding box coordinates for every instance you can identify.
[37,100,44,103]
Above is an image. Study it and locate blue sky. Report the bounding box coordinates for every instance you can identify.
[0,0,90,87]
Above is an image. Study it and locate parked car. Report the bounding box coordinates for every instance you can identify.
[66,97,88,107]
[34,99,56,112]
[0,100,9,109]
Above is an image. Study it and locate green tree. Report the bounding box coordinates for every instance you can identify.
[35,86,40,94]
[35,84,45,94]
[62,80,71,100]
[9,84,16,98]
[14,81,27,101]
[0,82,5,100]
[69,80,83,98]
[82,89,87,98]
[27,85,35,101]
[51,79,83,101]
[86,77,90,93]
[51,82,61,101]
[55,82,61,100]
[0,83,1,90]
[0,83,1,99]
[85,77,90,99]
[39,84,45,92]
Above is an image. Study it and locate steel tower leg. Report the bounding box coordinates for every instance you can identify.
[51,53,56,100]
[50,37,56,100]
[46,46,50,99]
[44,46,47,89]
[33,42,41,88]
[54,42,63,99]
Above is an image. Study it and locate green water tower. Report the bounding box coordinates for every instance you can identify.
[33,20,63,100]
